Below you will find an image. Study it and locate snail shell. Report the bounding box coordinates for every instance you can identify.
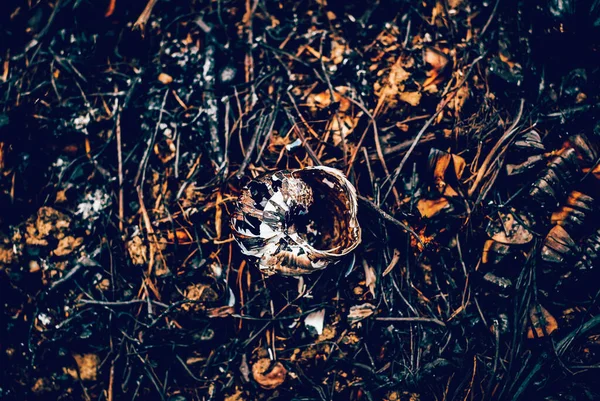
[231,166,361,275]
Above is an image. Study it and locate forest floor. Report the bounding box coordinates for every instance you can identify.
[1,0,600,400]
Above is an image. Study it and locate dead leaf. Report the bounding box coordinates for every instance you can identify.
[374,60,411,103]
[65,354,99,381]
[307,86,351,112]
[154,139,176,163]
[583,163,600,180]
[158,72,173,84]
[527,305,558,339]
[0,245,15,266]
[383,249,401,276]
[225,388,246,401]
[328,113,361,146]
[399,91,421,106]
[330,38,348,65]
[486,210,533,245]
[452,83,469,114]
[53,236,84,257]
[252,358,287,390]
[541,225,577,265]
[207,306,235,318]
[348,303,376,324]
[423,47,450,88]
[417,198,451,218]
[362,260,376,297]
[424,47,449,72]
[127,236,147,265]
[482,240,513,264]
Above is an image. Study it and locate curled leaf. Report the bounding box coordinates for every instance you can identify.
[252,358,287,390]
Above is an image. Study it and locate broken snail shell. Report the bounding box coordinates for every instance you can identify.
[231,166,361,275]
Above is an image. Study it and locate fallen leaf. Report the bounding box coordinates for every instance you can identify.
[383,249,401,276]
[486,210,533,245]
[481,240,513,264]
[417,198,451,218]
[348,303,376,324]
[363,260,376,297]
[127,236,147,265]
[399,91,421,106]
[64,354,100,381]
[527,305,558,339]
[428,149,465,195]
[424,47,449,72]
[53,236,84,257]
[158,72,173,84]
[423,47,450,88]
[154,138,176,163]
[328,113,361,146]
[252,358,287,390]
[452,83,469,114]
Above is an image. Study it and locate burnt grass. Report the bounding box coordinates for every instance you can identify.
[1,1,600,400]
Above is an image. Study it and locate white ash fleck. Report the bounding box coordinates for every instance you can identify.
[285,138,302,151]
[52,156,69,176]
[210,263,222,278]
[304,308,326,335]
[76,189,112,223]
[41,259,52,271]
[227,287,236,307]
[72,113,91,132]
[219,66,236,83]
[38,313,52,326]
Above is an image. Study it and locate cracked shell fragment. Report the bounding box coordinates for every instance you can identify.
[231,166,361,275]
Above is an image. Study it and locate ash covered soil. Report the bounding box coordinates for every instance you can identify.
[1,0,600,400]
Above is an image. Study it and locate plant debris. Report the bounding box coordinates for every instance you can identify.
[1,1,600,400]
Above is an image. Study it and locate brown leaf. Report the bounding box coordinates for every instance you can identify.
[158,72,173,84]
[127,236,147,266]
[307,87,351,112]
[399,91,421,106]
[53,236,84,257]
[428,149,466,195]
[567,134,599,166]
[328,113,360,146]
[423,47,450,88]
[154,139,176,163]
[541,225,577,264]
[383,249,401,276]
[252,358,287,390]
[363,260,376,297]
[417,198,451,219]
[486,211,533,245]
[65,354,99,381]
[527,305,558,339]
[482,240,513,264]
[452,83,469,113]
[348,303,376,324]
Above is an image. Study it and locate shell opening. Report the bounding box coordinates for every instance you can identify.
[294,169,360,254]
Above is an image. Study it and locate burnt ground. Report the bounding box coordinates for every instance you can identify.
[1,1,600,400]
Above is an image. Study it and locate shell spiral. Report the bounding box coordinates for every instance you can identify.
[231,166,361,275]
